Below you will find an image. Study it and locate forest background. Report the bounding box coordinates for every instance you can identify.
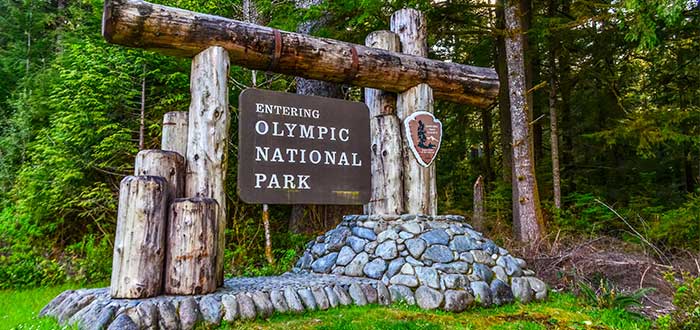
[0,0,698,295]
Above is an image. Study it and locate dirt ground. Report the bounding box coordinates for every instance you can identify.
[508,236,699,319]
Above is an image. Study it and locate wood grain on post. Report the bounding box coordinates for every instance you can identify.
[364,31,403,215]
[161,111,189,157]
[110,175,168,299]
[101,0,498,108]
[165,197,219,295]
[473,175,485,231]
[391,9,437,215]
[134,149,185,199]
[185,46,230,286]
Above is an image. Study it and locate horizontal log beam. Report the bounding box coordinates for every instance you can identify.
[102,0,498,107]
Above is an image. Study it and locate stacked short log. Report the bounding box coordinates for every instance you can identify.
[165,198,219,295]
[110,176,168,299]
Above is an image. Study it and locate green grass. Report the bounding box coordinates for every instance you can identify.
[0,285,651,330]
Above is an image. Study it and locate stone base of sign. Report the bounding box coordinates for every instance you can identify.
[40,273,384,329]
[41,214,548,329]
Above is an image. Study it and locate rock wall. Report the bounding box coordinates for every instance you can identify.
[294,214,547,310]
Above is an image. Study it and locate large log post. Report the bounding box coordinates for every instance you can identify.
[101,0,498,107]
[165,197,219,295]
[185,46,230,286]
[134,149,185,199]
[110,176,168,299]
[161,111,189,157]
[391,9,437,215]
[364,31,403,215]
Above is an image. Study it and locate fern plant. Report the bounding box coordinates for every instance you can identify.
[577,278,653,310]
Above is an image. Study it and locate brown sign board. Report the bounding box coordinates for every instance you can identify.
[404,111,442,167]
[238,88,371,205]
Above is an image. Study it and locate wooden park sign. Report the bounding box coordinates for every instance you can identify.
[238,89,371,205]
[404,112,442,167]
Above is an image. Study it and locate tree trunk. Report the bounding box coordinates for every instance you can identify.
[134,149,185,200]
[391,9,437,215]
[482,106,494,186]
[473,175,485,231]
[185,46,230,286]
[161,111,188,158]
[289,0,362,232]
[558,0,573,193]
[548,0,562,209]
[165,197,219,295]
[110,176,168,298]
[101,0,499,107]
[365,30,403,215]
[139,64,146,150]
[495,1,513,187]
[504,1,544,242]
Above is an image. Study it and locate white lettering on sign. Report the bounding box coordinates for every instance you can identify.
[254,173,311,190]
[253,145,362,168]
[256,102,320,119]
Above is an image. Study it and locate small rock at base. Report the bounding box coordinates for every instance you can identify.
[389,285,415,305]
[108,314,138,330]
[415,286,443,310]
[443,290,473,312]
[237,293,258,320]
[348,283,368,306]
[470,281,492,306]
[222,294,239,321]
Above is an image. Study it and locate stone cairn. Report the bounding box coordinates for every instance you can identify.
[40,214,547,329]
[295,214,547,310]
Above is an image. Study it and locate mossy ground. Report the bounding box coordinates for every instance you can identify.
[0,284,650,330]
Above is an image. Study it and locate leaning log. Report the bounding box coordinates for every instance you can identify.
[101,0,498,107]
[165,198,219,295]
[110,175,168,299]
[185,46,230,286]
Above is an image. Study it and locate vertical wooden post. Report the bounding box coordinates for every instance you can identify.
[165,197,219,295]
[134,149,185,199]
[365,30,403,215]
[162,111,189,158]
[473,175,485,231]
[185,46,230,286]
[110,176,168,298]
[391,9,437,215]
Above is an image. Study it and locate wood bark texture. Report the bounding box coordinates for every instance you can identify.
[365,30,403,215]
[161,111,189,157]
[504,2,544,242]
[101,0,498,107]
[473,175,485,231]
[134,149,185,200]
[110,175,168,299]
[391,9,436,215]
[165,197,219,295]
[548,0,562,209]
[185,46,230,286]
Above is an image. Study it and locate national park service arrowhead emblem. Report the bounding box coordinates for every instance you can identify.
[404,111,442,167]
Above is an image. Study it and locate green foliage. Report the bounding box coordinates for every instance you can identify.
[656,272,700,330]
[577,277,653,311]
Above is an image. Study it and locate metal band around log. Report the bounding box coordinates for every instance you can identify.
[345,46,360,83]
[268,29,283,71]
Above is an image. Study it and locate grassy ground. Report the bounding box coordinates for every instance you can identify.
[0,284,651,330]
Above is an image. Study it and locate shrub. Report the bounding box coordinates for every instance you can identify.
[656,272,700,330]
[577,277,652,311]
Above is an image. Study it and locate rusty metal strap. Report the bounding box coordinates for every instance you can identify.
[345,46,360,83]
[268,29,282,71]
